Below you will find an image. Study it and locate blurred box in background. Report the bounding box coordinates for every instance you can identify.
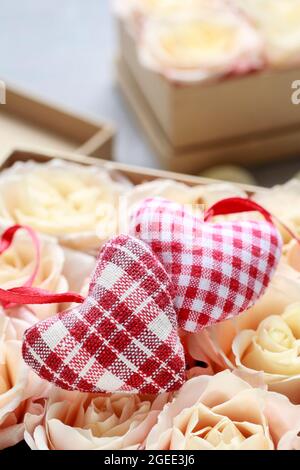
[114,1,300,174]
[0,85,115,162]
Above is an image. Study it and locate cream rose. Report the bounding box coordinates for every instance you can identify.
[263,390,300,450]
[232,304,300,401]
[121,178,247,231]
[24,389,169,450]
[254,180,300,242]
[234,0,300,67]
[146,371,300,450]
[191,263,300,403]
[123,179,199,209]
[114,0,224,21]
[0,160,129,253]
[181,331,215,379]
[114,0,180,20]
[0,231,95,320]
[138,7,263,82]
[284,239,300,272]
[0,314,48,449]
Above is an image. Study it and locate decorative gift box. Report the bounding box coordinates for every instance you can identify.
[114,0,300,173]
[0,147,300,450]
[0,85,115,162]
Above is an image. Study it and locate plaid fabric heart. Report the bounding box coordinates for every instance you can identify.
[130,198,282,332]
[22,235,186,394]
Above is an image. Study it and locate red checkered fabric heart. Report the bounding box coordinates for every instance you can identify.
[130,198,282,333]
[22,235,185,394]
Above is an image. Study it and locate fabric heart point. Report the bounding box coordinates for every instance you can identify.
[22,235,186,394]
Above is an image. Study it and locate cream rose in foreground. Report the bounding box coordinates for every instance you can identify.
[24,389,169,450]
[264,391,300,450]
[0,231,95,320]
[138,7,263,82]
[192,263,300,403]
[146,371,300,450]
[232,303,300,402]
[0,160,129,253]
[0,314,48,449]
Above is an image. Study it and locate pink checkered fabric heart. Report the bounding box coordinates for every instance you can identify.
[130,197,282,332]
[22,235,185,394]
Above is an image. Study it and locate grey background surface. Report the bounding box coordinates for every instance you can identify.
[1,0,300,186]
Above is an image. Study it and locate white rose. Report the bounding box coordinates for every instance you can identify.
[121,178,246,231]
[0,315,48,449]
[24,389,169,450]
[234,0,300,67]
[138,8,263,82]
[0,231,95,320]
[0,160,129,254]
[114,0,224,21]
[254,180,300,242]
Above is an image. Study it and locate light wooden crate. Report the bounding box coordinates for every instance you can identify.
[0,147,265,196]
[0,85,115,161]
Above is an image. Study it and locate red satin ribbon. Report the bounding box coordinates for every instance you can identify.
[0,286,84,306]
[205,197,300,245]
[0,225,85,308]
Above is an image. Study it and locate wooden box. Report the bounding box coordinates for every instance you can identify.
[0,147,263,196]
[117,20,300,173]
[0,85,115,161]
